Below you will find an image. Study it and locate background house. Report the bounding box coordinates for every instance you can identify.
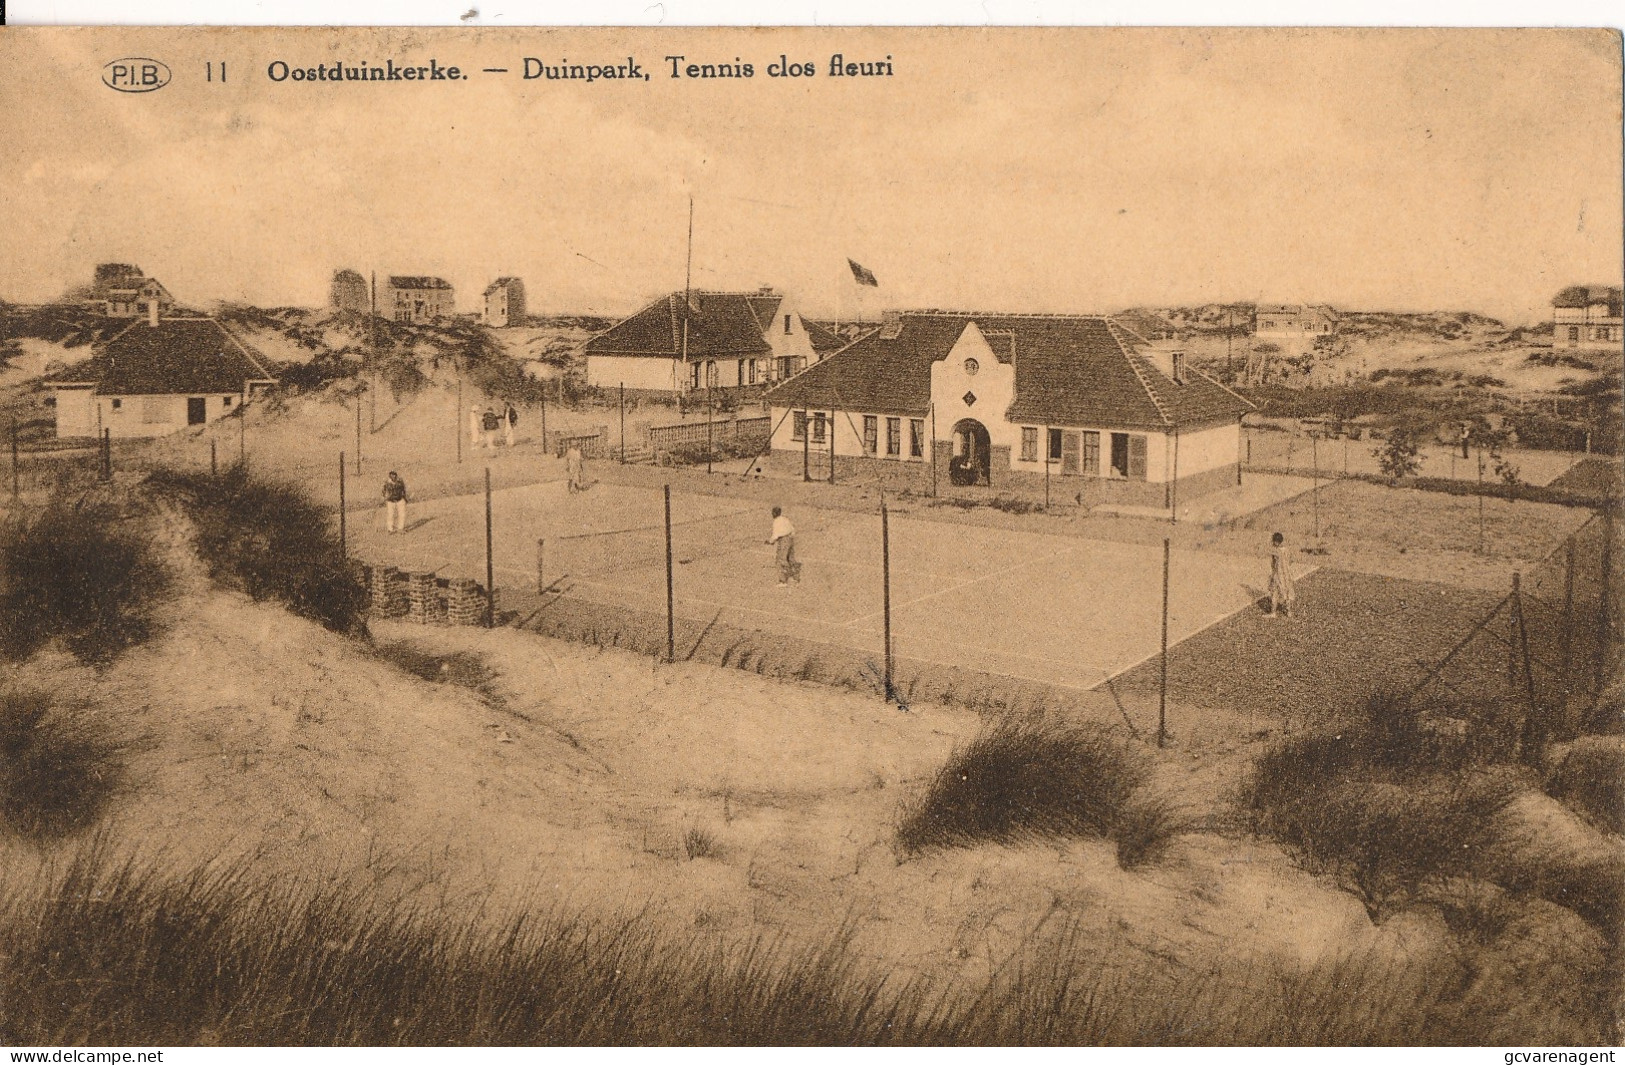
[764,310,1252,507]
[1253,304,1339,354]
[582,286,844,397]
[483,278,527,327]
[1552,285,1623,352]
[87,263,175,319]
[386,276,455,323]
[51,308,277,439]
[329,269,370,313]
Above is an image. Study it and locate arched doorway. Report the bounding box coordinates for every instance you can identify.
[949,418,991,486]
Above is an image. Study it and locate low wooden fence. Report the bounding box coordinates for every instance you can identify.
[645,415,771,462]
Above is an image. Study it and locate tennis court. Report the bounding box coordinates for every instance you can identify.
[349,478,1282,693]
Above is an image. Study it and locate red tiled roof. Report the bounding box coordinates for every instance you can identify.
[766,311,1250,431]
[55,317,277,396]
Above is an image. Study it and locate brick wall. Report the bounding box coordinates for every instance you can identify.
[363,564,494,626]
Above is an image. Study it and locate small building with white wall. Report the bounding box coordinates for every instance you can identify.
[483,277,527,327]
[764,310,1252,508]
[386,276,455,324]
[582,287,844,398]
[51,308,277,439]
[1552,285,1623,352]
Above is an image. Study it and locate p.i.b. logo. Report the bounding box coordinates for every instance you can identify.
[101,58,172,93]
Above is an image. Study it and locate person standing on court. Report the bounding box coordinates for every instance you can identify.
[766,506,801,586]
[482,406,501,449]
[382,471,408,535]
[565,443,584,494]
[469,405,482,448]
[1266,531,1296,617]
[503,401,518,448]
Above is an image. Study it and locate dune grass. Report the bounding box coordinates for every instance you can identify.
[895,716,1179,866]
[0,687,122,841]
[146,464,368,637]
[0,493,171,664]
[1,848,1613,1046]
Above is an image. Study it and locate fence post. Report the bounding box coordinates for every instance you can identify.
[10,417,17,500]
[338,452,347,558]
[1513,572,1542,763]
[1560,537,1576,692]
[536,538,545,596]
[664,484,675,662]
[882,495,894,703]
[620,384,626,464]
[101,428,111,481]
[484,467,494,628]
[1159,537,1171,749]
[803,412,810,482]
[355,398,362,474]
[1595,513,1615,694]
[210,439,217,476]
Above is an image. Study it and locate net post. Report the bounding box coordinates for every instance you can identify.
[882,494,893,704]
[536,538,545,596]
[338,452,347,559]
[664,484,675,663]
[1158,537,1170,749]
[484,467,494,628]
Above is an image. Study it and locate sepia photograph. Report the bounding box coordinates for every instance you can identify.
[0,22,1621,1047]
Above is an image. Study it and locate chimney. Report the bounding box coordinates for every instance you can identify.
[146,299,160,328]
[759,284,776,295]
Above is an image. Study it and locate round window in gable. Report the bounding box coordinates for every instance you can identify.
[963,357,979,376]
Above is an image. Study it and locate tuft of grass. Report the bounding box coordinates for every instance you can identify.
[682,826,717,861]
[896,716,1147,853]
[146,465,367,637]
[1545,738,1625,835]
[0,687,121,840]
[0,494,170,664]
[1113,793,1188,869]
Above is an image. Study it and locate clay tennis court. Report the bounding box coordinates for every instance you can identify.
[349,477,1284,693]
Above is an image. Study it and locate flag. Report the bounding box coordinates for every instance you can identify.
[848,259,879,287]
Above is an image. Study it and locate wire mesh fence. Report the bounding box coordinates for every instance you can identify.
[1406,510,1621,751]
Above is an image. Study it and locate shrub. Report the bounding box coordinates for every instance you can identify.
[0,687,120,840]
[0,495,170,664]
[373,641,500,704]
[1113,793,1187,869]
[1374,423,1425,480]
[146,465,367,636]
[1545,738,1625,835]
[683,826,717,861]
[896,716,1147,853]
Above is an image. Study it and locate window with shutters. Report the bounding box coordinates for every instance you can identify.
[863,415,878,455]
[1127,434,1149,480]
[886,418,901,457]
[909,419,924,458]
[792,411,806,442]
[1020,426,1038,462]
[811,412,827,444]
[1047,427,1063,461]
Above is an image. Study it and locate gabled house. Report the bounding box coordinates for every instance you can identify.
[386,276,455,323]
[1254,304,1338,354]
[51,308,277,439]
[764,310,1253,507]
[1552,285,1623,352]
[582,286,844,397]
[483,278,527,327]
[88,263,175,318]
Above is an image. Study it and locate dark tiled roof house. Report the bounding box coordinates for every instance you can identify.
[763,310,1252,508]
[583,287,841,395]
[51,314,277,439]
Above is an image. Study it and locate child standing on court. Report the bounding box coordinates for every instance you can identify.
[482,406,501,449]
[766,506,801,586]
[504,402,518,448]
[1267,531,1296,617]
[565,443,584,494]
[381,471,408,534]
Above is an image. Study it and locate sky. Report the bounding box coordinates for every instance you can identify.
[0,26,1620,325]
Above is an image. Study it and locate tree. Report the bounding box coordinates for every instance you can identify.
[1374,424,1424,481]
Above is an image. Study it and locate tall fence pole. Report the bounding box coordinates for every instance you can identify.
[1043,426,1051,509]
[540,390,548,455]
[619,384,626,464]
[828,419,836,485]
[456,379,463,465]
[706,384,713,475]
[354,398,362,475]
[101,428,111,481]
[10,417,18,500]
[210,439,217,476]
[1560,538,1576,693]
[484,467,494,628]
[930,405,938,498]
[1513,572,1542,762]
[1158,537,1171,749]
[239,407,245,465]
[802,412,810,482]
[882,495,894,703]
[338,452,347,558]
[536,538,545,596]
[1311,434,1320,540]
[664,484,675,662]
[1596,513,1615,694]
[1476,448,1486,555]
